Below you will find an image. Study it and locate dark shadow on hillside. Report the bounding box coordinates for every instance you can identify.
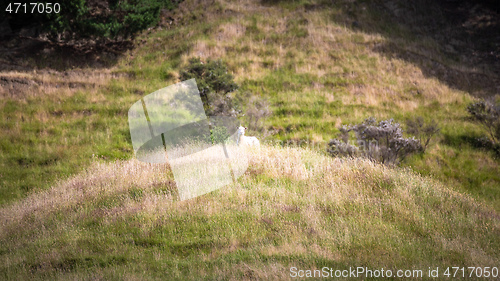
[366,0,499,99]
[344,0,500,99]
[443,132,500,158]
[0,0,173,72]
[267,0,500,99]
[0,33,133,71]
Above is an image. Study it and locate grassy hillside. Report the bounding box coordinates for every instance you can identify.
[1,146,498,279]
[1,0,498,210]
[1,0,500,279]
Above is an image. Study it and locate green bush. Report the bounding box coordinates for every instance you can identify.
[179,57,239,116]
[3,0,181,40]
[210,126,230,144]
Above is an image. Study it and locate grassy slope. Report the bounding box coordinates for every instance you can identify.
[0,0,499,278]
[1,146,499,279]
[196,0,499,210]
[1,0,498,210]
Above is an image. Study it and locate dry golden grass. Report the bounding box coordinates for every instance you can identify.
[0,69,124,101]
[1,0,499,278]
[0,159,172,235]
[0,145,498,278]
[0,145,495,234]
[182,0,469,112]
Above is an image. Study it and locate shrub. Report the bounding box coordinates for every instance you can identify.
[328,118,422,166]
[3,0,181,40]
[210,125,230,144]
[467,100,500,145]
[242,94,271,131]
[406,117,440,152]
[327,138,358,157]
[179,58,271,138]
[179,58,238,117]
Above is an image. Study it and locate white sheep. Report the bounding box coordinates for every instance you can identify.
[237,126,260,146]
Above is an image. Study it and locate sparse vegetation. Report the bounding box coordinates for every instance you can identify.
[467,100,500,145]
[406,116,440,152]
[328,118,422,166]
[240,93,271,131]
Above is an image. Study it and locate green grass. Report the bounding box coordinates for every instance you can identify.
[0,0,499,278]
[213,0,499,211]
[0,0,496,208]
[1,0,498,207]
[0,85,134,204]
[0,146,498,280]
[0,7,219,205]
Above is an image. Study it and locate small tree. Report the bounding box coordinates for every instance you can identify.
[467,100,500,145]
[179,58,238,117]
[328,118,422,166]
[406,117,440,152]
